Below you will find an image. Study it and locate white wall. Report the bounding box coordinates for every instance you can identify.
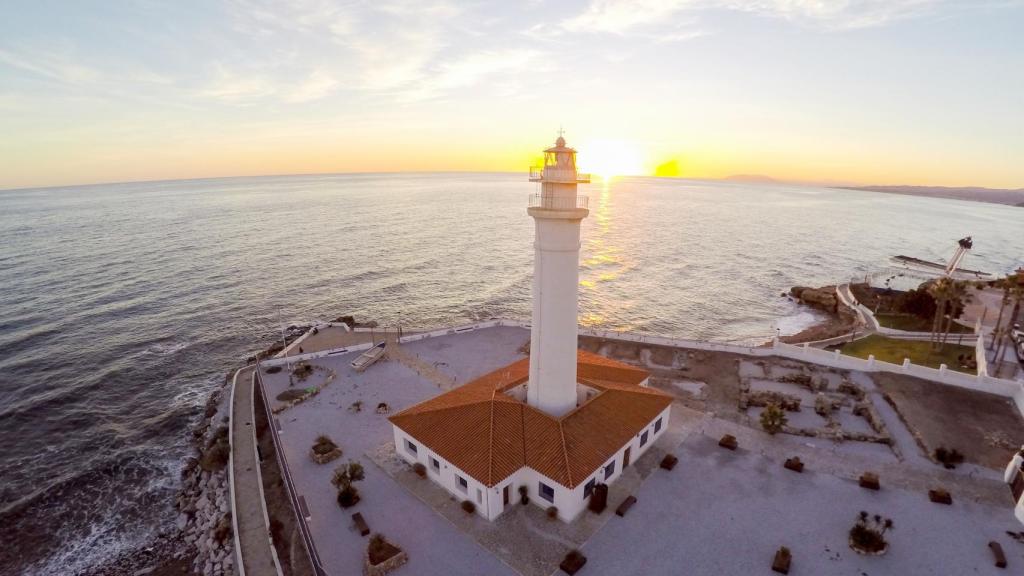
[391,427,495,519]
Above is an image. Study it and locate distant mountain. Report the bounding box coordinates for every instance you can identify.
[724,174,778,183]
[839,185,1024,207]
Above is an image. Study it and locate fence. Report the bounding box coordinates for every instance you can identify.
[270,317,1024,416]
[253,368,330,576]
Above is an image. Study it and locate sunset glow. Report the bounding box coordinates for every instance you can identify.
[1,1,1023,189]
[577,139,646,179]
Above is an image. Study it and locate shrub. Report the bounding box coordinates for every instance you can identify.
[413,462,426,477]
[546,506,559,520]
[934,447,964,469]
[292,362,314,381]
[312,435,339,456]
[461,500,476,514]
[518,485,529,505]
[849,511,893,554]
[561,549,587,574]
[332,461,366,490]
[337,485,360,508]
[276,389,307,402]
[760,403,788,435]
[333,460,366,508]
[265,365,282,374]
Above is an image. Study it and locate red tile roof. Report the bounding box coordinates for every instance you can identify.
[389,350,671,488]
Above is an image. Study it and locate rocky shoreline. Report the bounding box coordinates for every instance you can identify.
[780,285,859,344]
[78,323,328,576]
[78,371,238,576]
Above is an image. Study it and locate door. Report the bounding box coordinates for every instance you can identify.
[623,447,631,468]
[503,484,510,506]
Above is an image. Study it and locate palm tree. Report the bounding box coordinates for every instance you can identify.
[994,275,1024,375]
[939,281,971,350]
[990,279,1011,351]
[928,278,954,351]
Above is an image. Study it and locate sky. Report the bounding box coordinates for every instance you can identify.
[1,0,1023,190]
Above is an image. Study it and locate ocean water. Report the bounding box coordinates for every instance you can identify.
[0,173,1020,574]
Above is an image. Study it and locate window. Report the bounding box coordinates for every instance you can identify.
[654,417,663,434]
[477,488,483,504]
[640,430,649,447]
[604,460,616,480]
[430,456,440,473]
[405,439,417,455]
[457,475,468,492]
[584,478,596,499]
[539,482,555,503]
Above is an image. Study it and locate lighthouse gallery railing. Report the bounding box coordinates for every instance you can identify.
[528,194,589,210]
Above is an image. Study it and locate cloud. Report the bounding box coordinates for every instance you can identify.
[564,0,698,35]
[0,47,101,84]
[401,49,543,102]
[196,66,276,102]
[724,0,940,29]
[285,69,340,103]
[559,0,967,37]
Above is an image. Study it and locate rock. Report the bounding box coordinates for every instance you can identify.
[176,513,189,530]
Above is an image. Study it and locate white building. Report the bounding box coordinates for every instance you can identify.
[389,135,673,522]
[1005,447,1024,524]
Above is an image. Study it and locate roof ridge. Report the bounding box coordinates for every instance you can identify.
[487,387,496,485]
[393,397,495,418]
[558,420,573,488]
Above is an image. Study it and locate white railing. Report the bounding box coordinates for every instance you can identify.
[528,166,591,183]
[528,194,589,210]
[269,317,1024,416]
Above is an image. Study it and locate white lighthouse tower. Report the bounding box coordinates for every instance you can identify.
[526,134,591,416]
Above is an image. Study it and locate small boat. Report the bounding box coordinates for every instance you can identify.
[351,342,386,372]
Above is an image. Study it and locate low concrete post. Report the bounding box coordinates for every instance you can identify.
[902,358,911,370]
[833,349,841,359]
[939,364,948,376]
[867,354,875,368]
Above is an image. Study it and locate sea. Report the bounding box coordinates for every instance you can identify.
[0,172,1021,575]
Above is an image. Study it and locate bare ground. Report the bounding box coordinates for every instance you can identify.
[874,371,1024,470]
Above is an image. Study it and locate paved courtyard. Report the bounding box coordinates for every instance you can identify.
[260,327,530,576]
[584,433,1022,575]
[259,325,1023,575]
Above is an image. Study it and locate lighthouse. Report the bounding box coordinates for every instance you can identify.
[389,134,671,522]
[526,135,591,416]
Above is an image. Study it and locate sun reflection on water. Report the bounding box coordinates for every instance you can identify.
[579,179,633,327]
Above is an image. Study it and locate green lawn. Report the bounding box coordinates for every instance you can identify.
[874,313,973,334]
[837,335,976,374]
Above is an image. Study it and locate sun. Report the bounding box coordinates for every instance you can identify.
[576,139,646,180]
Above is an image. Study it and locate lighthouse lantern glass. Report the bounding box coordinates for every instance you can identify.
[544,150,576,169]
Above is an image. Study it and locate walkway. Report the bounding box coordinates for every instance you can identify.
[385,336,457,389]
[230,366,280,576]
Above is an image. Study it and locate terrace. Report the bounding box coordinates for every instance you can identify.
[255,324,1023,576]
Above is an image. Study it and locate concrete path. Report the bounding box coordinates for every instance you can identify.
[230,366,280,576]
